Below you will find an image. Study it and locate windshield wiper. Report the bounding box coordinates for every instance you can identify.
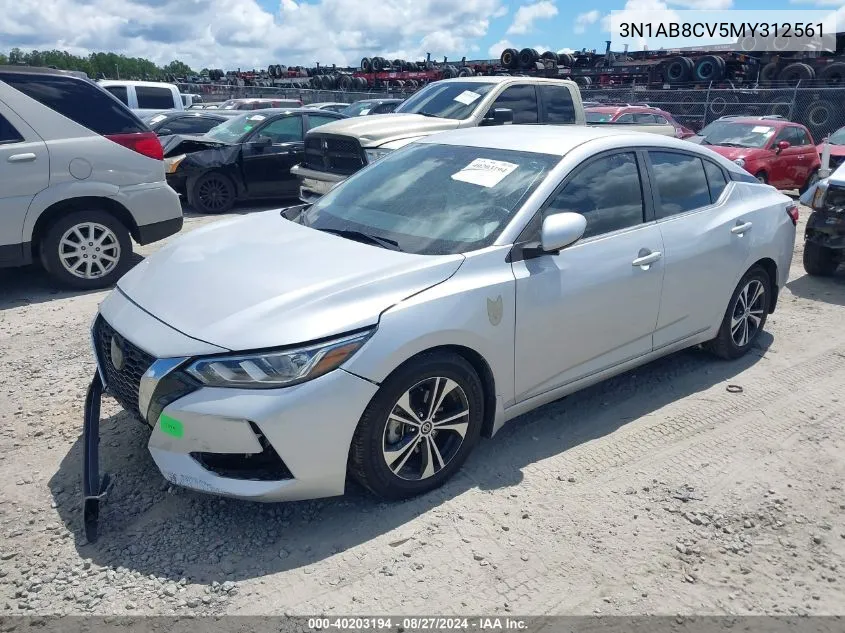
[416,111,441,118]
[317,228,402,251]
[718,142,748,148]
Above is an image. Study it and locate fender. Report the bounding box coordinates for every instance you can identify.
[23,180,121,243]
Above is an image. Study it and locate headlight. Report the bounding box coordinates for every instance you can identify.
[811,182,828,209]
[185,330,372,388]
[365,148,393,163]
[733,158,745,168]
[164,154,186,174]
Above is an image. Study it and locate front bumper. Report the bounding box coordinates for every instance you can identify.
[290,164,347,203]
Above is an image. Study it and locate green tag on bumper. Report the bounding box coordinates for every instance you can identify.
[159,414,184,438]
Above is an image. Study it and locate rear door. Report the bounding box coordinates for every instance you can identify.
[241,114,304,197]
[537,84,576,125]
[0,104,48,264]
[647,150,750,349]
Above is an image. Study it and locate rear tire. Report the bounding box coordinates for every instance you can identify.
[348,352,484,500]
[188,171,236,214]
[803,242,839,276]
[39,209,133,290]
[706,266,771,360]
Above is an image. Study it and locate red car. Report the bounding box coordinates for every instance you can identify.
[692,117,821,193]
[816,125,845,173]
[585,104,696,138]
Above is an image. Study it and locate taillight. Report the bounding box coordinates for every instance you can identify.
[105,131,164,161]
[786,203,799,226]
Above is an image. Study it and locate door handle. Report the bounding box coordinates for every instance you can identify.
[632,250,662,267]
[731,221,753,235]
[7,153,36,163]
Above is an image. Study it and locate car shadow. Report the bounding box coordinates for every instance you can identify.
[786,269,845,307]
[48,333,772,585]
[0,253,145,310]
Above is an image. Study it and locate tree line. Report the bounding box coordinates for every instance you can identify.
[0,48,198,79]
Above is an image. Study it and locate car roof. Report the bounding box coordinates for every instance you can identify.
[0,65,89,79]
[233,108,341,116]
[99,79,177,88]
[309,102,347,107]
[417,125,687,156]
[437,76,579,87]
[351,99,402,104]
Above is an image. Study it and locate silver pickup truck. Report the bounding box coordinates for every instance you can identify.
[291,76,677,202]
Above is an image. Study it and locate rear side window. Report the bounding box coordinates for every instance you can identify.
[539,85,575,124]
[0,114,24,144]
[103,85,129,105]
[136,86,176,109]
[649,151,711,218]
[1,74,144,134]
[703,160,728,202]
[633,113,656,123]
[654,115,669,124]
[307,114,341,130]
[616,113,634,123]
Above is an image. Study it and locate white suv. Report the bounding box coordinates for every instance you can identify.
[0,67,183,289]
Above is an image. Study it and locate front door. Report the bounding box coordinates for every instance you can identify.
[242,114,304,198]
[769,126,810,189]
[0,104,48,264]
[512,151,664,403]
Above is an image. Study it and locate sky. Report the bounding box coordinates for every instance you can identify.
[1,0,842,71]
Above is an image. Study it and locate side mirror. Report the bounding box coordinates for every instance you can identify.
[481,108,513,126]
[540,212,587,253]
[252,136,273,149]
[776,140,790,152]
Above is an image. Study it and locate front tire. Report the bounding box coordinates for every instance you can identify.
[706,266,770,360]
[755,171,768,184]
[799,169,820,195]
[39,209,132,290]
[348,352,484,500]
[803,241,839,276]
[188,171,236,214]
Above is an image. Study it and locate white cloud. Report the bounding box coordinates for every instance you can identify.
[557,47,575,54]
[506,1,558,35]
[487,39,515,58]
[0,0,506,70]
[574,10,600,34]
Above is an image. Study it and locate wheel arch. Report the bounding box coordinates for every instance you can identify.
[186,166,246,199]
[749,257,779,314]
[30,196,138,258]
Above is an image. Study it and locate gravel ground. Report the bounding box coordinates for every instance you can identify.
[0,201,843,617]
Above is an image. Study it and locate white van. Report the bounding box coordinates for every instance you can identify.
[99,80,183,115]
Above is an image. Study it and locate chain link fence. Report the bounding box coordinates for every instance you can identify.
[178,81,845,141]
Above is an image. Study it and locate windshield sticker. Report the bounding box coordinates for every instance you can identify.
[752,126,773,134]
[243,125,254,132]
[248,114,266,121]
[451,158,518,188]
[453,90,482,106]
[359,109,371,115]
[149,114,168,124]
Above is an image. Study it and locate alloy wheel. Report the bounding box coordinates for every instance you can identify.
[730,279,766,347]
[382,377,470,481]
[58,222,121,280]
[198,177,232,211]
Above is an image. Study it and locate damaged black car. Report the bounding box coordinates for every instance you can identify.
[801,167,845,276]
[162,108,346,214]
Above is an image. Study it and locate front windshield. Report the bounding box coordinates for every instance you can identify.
[297,143,559,255]
[203,112,266,142]
[697,121,775,148]
[586,112,613,122]
[341,101,378,117]
[394,81,497,120]
[829,127,845,145]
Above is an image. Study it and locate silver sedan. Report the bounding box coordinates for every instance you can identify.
[84,125,798,518]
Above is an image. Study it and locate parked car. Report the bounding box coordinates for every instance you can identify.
[585,104,695,138]
[142,110,238,137]
[162,108,345,213]
[308,102,351,113]
[99,80,183,116]
[689,117,821,193]
[0,66,182,289]
[81,125,798,540]
[340,99,403,117]
[799,161,845,276]
[219,98,302,110]
[817,125,845,173]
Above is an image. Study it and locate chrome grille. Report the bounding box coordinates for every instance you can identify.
[94,316,155,419]
[303,134,365,175]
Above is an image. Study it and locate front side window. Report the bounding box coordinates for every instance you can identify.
[539,85,575,124]
[545,152,644,239]
[487,85,538,124]
[649,151,711,218]
[254,116,303,143]
[136,86,176,109]
[298,143,559,255]
[0,114,24,144]
[393,81,497,120]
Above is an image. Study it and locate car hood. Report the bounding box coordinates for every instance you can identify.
[818,144,845,156]
[116,210,464,351]
[161,134,232,157]
[704,145,764,161]
[305,113,462,147]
